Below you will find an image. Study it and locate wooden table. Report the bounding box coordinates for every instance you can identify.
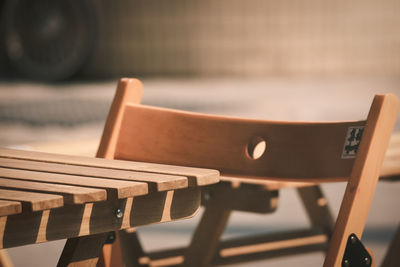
[0,148,219,259]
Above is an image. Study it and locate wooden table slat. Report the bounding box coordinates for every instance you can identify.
[0,148,220,186]
[0,167,148,199]
[0,189,63,212]
[0,178,106,204]
[0,148,220,251]
[0,200,22,216]
[0,157,188,192]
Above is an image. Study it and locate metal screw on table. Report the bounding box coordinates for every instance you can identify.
[115,208,123,219]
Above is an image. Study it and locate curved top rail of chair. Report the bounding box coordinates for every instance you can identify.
[113,94,397,183]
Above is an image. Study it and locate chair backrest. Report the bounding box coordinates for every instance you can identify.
[97,78,398,266]
[114,104,366,182]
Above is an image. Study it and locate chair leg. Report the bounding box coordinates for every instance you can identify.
[58,233,108,267]
[97,231,149,267]
[381,224,400,267]
[297,185,335,236]
[0,250,13,267]
[97,233,125,267]
[119,230,148,267]
[183,201,232,267]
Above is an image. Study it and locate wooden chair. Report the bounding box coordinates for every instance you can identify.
[98,78,398,267]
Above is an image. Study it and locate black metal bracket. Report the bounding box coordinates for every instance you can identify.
[105,231,116,244]
[342,233,372,267]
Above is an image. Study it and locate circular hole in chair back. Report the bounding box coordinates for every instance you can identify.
[247,137,266,160]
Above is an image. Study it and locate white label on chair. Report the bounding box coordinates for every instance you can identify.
[342,126,365,159]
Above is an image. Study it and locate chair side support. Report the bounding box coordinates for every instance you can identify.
[323,94,399,267]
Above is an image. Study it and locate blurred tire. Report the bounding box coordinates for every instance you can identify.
[2,0,97,81]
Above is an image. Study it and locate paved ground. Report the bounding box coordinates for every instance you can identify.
[1,77,400,266]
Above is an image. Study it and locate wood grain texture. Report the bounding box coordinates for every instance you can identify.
[0,178,106,205]
[0,168,148,199]
[0,157,188,192]
[323,94,399,267]
[0,148,219,187]
[116,103,365,182]
[93,78,396,267]
[0,200,21,217]
[0,187,201,249]
[96,78,143,160]
[95,78,147,267]
[0,189,63,212]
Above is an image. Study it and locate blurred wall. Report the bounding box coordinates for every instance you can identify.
[83,0,400,77]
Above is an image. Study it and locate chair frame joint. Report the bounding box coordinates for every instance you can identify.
[342,233,372,267]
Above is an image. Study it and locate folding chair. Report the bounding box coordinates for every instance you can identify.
[98,78,398,267]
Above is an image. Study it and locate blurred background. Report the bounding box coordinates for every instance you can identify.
[1,0,400,266]
[1,0,400,80]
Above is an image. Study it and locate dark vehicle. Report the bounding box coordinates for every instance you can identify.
[1,0,97,81]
